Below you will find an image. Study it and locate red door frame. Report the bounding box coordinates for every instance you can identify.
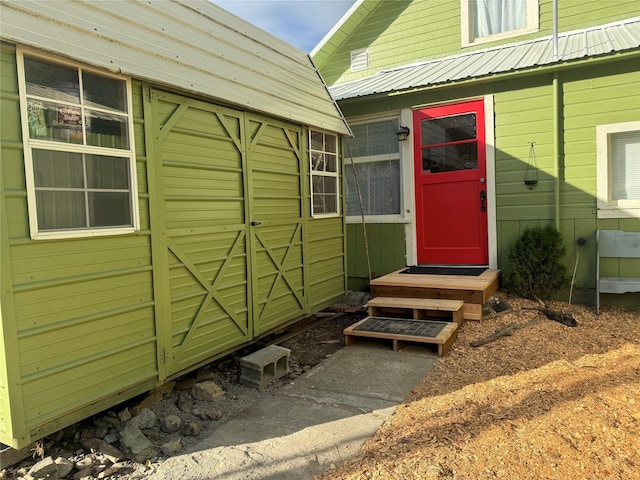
[413,99,488,265]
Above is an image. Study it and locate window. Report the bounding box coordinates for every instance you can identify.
[310,130,339,216]
[461,0,539,46]
[345,119,402,218]
[18,51,138,238]
[597,122,640,218]
[350,49,369,72]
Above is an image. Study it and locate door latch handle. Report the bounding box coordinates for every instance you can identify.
[480,190,486,212]
[251,221,261,226]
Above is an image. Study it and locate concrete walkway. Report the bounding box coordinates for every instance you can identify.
[149,341,439,480]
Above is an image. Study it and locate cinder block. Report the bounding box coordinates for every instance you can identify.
[240,345,290,388]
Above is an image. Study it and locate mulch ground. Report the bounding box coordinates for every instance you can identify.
[315,296,640,480]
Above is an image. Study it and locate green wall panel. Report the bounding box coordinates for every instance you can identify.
[346,222,405,290]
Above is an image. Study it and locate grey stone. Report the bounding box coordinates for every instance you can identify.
[117,408,132,424]
[27,456,59,480]
[74,456,94,470]
[160,415,182,433]
[118,424,157,463]
[160,438,182,455]
[191,381,224,401]
[129,408,157,430]
[72,467,92,480]
[80,438,125,463]
[180,420,202,436]
[54,457,74,478]
[177,393,193,412]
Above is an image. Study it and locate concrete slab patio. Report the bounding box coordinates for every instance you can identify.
[149,341,440,480]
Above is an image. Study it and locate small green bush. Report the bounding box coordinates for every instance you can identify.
[504,225,567,300]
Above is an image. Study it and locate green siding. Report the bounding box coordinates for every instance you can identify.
[308,217,347,310]
[0,41,23,445]
[346,223,406,290]
[337,60,638,307]
[0,44,347,448]
[317,0,640,85]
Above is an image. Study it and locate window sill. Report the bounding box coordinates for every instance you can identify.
[31,227,138,241]
[597,207,640,219]
[462,26,539,48]
[346,215,408,224]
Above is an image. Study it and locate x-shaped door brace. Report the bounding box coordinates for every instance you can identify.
[254,223,305,320]
[168,231,247,363]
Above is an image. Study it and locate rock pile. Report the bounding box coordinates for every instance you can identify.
[5,369,230,480]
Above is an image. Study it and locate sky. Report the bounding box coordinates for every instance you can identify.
[212,0,356,52]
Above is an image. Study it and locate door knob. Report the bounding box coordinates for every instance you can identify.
[480,190,486,212]
[251,221,261,226]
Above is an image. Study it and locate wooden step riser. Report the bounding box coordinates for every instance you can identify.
[371,285,485,304]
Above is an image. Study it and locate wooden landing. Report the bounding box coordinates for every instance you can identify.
[370,268,500,321]
[344,317,459,356]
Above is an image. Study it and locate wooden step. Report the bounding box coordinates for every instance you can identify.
[370,268,500,321]
[343,316,459,356]
[368,296,464,324]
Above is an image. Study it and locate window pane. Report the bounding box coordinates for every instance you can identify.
[310,131,323,150]
[325,154,337,173]
[36,190,86,230]
[27,99,83,143]
[611,131,640,201]
[24,57,80,103]
[325,134,337,153]
[347,119,399,157]
[89,192,132,227]
[86,110,129,149]
[312,176,338,214]
[33,150,84,188]
[311,152,325,172]
[422,114,476,146]
[422,143,477,173]
[86,155,130,189]
[346,160,401,215]
[474,0,526,38]
[82,71,127,112]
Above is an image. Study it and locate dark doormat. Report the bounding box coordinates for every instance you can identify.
[401,266,487,276]
[352,317,447,338]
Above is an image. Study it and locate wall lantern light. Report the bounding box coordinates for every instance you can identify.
[396,126,410,141]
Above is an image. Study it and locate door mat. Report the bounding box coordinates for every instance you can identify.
[352,317,447,338]
[401,266,486,276]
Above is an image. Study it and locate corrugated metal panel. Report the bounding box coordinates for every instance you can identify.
[330,17,640,100]
[0,0,350,135]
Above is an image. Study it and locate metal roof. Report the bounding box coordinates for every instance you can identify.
[0,0,350,135]
[329,17,640,100]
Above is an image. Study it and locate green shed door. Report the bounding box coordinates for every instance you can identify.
[148,90,251,377]
[246,115,308,336]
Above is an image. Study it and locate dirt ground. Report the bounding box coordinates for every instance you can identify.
[315,296,640,480]
[3,298,639,480]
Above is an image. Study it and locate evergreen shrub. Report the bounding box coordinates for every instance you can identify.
[504,225,567,300]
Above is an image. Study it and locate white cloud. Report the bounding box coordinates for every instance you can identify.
[212,0,355,52]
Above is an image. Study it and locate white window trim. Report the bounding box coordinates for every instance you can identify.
[350,48,369,72]
[17,48,140,240]
[345,116,405,224]
[596,121,640,219]
[310,129,340,218]
[461,0,539,47]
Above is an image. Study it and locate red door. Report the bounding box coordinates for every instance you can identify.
[413,100,488,265]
